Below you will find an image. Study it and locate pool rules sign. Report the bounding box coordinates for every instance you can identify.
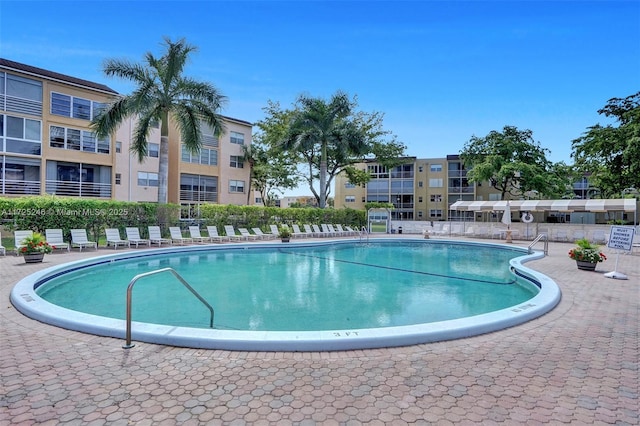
[604,226,636,280]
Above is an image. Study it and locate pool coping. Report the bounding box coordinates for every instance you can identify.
[10,238,561,351]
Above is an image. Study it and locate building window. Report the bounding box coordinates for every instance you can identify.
[418,181,423,188]
[45,161,112,197]
[115,173,121,185]
[418,196,423,203]
[49,125,109,154]
[418,166,423,173]
[255,197,263,204]
[345,182,355,188]
[429,178,443,188]
[345,195,355,203]
[430,194,442,202]
[115,141,122,153]
[1,115,42,155]
[430,164,443,172]
[1,73,43,116]
[148,143,159,158]
[180,173,217,202]
[230,131,244,145]
[230,155,244,168]
[181,145,217,165]
[429,209,443,218]
[50,92,104,121]
[489,193,502,201]
[137,171,159,187]
[418,211,423,218]
[229,179,244,193]
[0,155,41,195]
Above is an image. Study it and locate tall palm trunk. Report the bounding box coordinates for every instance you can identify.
[319,142,327,208]
[158,115,170,204]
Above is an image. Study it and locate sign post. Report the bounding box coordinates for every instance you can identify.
[604,226,635,280]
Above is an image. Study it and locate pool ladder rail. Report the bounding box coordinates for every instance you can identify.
[123,267,214,349]
[359,226,369,243]
[528,233,548,256]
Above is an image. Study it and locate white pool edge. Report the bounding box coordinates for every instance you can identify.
[10,239,561,351]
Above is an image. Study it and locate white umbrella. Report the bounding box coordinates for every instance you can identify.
[501,201,512,229]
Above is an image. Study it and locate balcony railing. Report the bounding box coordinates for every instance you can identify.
[180,190,217,203]
[45,180,112,198]
[448,186,474,194]
[0,179,41,195]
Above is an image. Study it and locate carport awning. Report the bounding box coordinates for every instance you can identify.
[450,199,637,212]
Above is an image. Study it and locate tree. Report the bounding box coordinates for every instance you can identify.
[571,91,640,197]
[92,37,227,204]
[274,91,405,208]
[460,126,568,199]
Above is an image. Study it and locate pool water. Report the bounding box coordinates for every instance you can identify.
[37,242,537,332]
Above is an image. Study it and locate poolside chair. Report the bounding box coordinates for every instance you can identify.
[0,232,5,256]
[14,230,33,256]
[45,229,70,252]
[148,226,172,246]
[269,224,281,237]
[252,227,276,240]
[304,224,319,237]
[312,224,329,237]
[327,224,344,237]
[70,229,97,251]
[125,227,150,248]
[238,228,260,241]
[188,226,210,243]
[345,226,359,236]
[434,224,450,237]
[224,225,244,241]
[169,227,193,245]
[335,224,354,237]
[291,224,308,238]
[105,228,130,249]
[205,226,228,243]
[322,224,336,237]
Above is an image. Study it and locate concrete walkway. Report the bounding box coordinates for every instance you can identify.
[1,237,638,425]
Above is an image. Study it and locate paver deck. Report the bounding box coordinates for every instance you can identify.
[1,236,638,425]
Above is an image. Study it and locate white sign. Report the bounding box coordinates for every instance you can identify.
[607,226,635,252]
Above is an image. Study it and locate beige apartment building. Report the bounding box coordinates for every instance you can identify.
[334,155,500,221]
[1,58,118,199]
[1,58,252,210]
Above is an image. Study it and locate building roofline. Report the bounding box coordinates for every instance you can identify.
[221,115,252,126]
[0,58,118,95]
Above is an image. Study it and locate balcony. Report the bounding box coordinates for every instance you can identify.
[45,180,112,198]
[448,186,474,194]
[180,190,217,203]
[1,179,41,195]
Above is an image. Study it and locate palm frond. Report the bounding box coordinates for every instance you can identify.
[173,102,201,154]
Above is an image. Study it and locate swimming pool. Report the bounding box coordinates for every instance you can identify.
[11,239,561,351]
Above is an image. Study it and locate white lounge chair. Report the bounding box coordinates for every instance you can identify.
[70,229,97,251]
[335,224,354,237]
[105,228,130,249]
[148,226,172,246]
[291,224,308,238]
[269,224,281,238]
[238,228,260,241]
[205,226,228,243]
[169,227,193,245]
[224,225,244,241]
[0,232,6,256]
[125,227,150,248]
[45,228,70,252]
[312,224,329,237]
[188,226,210,243]
[345,226,359,236]
[322,224,336,237]
[252,227,276,240]
[14,230,33,256]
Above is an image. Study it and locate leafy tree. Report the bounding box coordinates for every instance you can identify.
[92,37,227,204]
[273,91,405,208]
[571,91,640,197]
[460,126,568,199]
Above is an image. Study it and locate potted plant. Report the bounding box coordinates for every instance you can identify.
[568,238,607,271]
[278,226,292,243]
[20,232,54,263]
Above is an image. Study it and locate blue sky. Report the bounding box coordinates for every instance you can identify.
[1,0,639,195]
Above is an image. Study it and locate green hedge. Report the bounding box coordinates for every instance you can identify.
[0,196,366,246]
[0,196,180,243]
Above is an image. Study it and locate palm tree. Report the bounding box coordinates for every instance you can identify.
[283,91,353,208]
[241,144,257,205]
[92,37,227,204]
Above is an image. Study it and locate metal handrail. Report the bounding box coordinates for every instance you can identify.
[528,233,548,255]
[359,226,369,243]
[123,267,214,349]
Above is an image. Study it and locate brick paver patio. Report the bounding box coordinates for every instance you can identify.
[1,237,638,425]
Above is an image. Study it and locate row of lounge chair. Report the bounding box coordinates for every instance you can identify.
[5,224,361,254]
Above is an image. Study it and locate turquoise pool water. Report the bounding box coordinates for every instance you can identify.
[36,241,537,332]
